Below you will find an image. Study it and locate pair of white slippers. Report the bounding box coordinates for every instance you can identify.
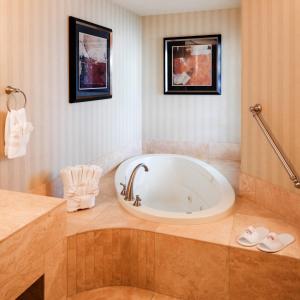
[237,226,295,253]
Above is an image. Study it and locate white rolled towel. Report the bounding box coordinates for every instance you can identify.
[60,165,103,212]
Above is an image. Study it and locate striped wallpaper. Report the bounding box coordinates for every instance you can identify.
[142,9,241,144]
[1,0,297,197]
[241,0,300,193]
[0,0,142,193]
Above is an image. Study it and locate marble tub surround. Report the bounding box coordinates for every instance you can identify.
[66,170,300,299]
[67,229,230,299]
[229,248,300,300]
[67,170,300,255]
[239,172,300,228]
[0,190,67,300]
[67,227,300,300]
[66,192,300,258]
[0,189,65,242]
[154,234,228,299]
[143,140,240,161]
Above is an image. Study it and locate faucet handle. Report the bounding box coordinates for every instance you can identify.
[133,195,142,207]
[120,182,127,196]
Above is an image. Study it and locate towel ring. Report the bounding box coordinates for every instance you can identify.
[5,86,27,112]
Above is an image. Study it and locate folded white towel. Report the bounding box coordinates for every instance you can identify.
[60,165,103,212]
[4,108,34,159]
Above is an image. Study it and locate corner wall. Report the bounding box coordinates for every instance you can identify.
[0,0,142,194]
[241,0,300,194]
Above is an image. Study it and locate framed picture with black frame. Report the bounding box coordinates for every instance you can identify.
[69,16,112,103]
[164,34,222,95]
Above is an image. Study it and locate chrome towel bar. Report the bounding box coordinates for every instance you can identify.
[249,104,300,189]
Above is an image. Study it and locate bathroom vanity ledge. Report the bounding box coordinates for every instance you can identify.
[0,189,65,243]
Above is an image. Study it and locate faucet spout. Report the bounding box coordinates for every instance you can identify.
[124,163,149,201]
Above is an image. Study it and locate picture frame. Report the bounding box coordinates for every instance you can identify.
[164,34,222,95]
[69,16,112,103]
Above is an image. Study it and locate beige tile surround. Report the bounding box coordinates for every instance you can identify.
[239,172,300,228]
[66,170,300,300]
[2,161,299,300]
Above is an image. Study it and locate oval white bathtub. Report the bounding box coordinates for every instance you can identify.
[115,154,235,224]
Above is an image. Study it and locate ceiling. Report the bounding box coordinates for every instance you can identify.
[111,0,240,16]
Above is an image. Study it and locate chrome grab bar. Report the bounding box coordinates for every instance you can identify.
[249,104,300,189]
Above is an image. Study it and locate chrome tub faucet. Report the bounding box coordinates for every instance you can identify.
[121,163,148,201]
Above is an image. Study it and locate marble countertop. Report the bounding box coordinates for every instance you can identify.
[67,168,300,261]
[0,189,65,243]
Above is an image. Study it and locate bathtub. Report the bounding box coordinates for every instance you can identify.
[115,154,235,224]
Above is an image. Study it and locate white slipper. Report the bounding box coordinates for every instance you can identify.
[236,226,269,247]
[257,232,295,253]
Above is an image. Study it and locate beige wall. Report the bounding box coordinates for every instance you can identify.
[0,0,142,193]
[241,0,300,193]
[142,9,241,145]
